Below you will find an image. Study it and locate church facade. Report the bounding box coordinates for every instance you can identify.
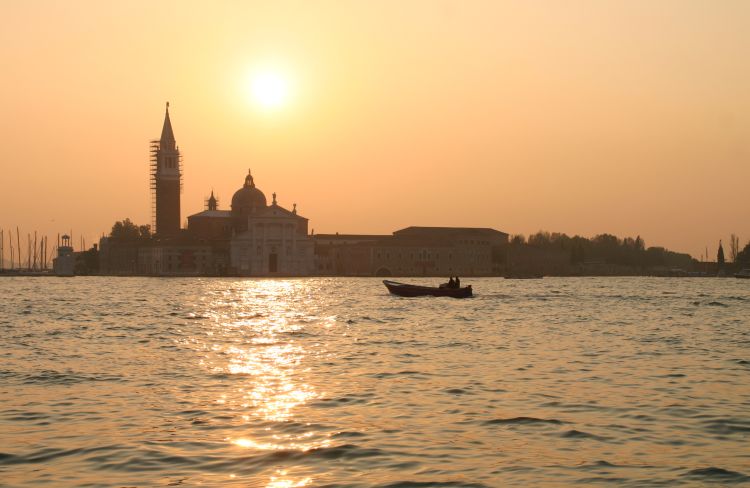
[186,170,315,276]
[226,173,314,275]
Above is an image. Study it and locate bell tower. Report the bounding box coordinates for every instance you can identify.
[150,102,182,237]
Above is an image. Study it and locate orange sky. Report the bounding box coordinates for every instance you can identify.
[1,0,748,260]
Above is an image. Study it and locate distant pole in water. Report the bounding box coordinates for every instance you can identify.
[8,229,13,269]
[16,227,21,272]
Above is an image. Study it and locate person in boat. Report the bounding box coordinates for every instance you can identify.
[455,276,461,288]
[440,277,455,289]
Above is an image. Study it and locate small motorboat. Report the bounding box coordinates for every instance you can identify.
[735,269,750,279]
[383,280,473,298]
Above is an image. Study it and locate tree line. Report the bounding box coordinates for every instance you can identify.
[505,231,694,269]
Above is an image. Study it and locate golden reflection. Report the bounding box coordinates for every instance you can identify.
[225,343,318,421]
[230,433,332,451]
[203,280,328,460]
[266,470,312,488]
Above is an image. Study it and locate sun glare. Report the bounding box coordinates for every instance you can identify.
[248,70,290,110]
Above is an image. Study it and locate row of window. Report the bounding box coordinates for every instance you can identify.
[316,262,463,273]
[464,240,490,245]
[373,252,489,260]
[374,252,453,260]
[237,246,305,256]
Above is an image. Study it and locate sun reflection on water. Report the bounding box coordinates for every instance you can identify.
[266,470,313,488]
[230,432,332,451]
[225,342,318,421]
[202,280,329,486]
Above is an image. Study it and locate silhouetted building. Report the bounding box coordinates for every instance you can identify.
[100,106,507,277]
[227,175,314,275]
[151,103,182,237]
[314,227,509,276]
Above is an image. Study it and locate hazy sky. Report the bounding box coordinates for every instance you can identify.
[1,0,748,259]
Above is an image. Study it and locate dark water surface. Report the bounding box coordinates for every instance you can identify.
[1,277,749,487]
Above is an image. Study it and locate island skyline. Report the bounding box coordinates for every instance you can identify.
[1,1,748,260]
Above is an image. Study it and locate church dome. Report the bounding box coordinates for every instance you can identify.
[231,170,267,212]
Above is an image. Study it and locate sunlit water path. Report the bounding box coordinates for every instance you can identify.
[1,277,749,487]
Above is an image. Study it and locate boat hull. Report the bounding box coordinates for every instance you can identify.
[383,280,473,298]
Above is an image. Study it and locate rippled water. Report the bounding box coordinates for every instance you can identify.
[1,277,749,487]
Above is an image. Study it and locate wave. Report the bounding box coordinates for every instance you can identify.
[0,445,120,466]
[20,370,125,385]
[701,418,750,435]
[560,430,612,442]
[378,482,491,488]
[683,467,749,482]
[370,371,431,379]
[483,417,565,426]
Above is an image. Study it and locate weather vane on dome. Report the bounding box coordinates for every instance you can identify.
[245,169,254,188]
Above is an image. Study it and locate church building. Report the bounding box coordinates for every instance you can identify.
[114,104,315,276]
[226,171,314,275]
[186,169,314,276]
[99,104,506,277]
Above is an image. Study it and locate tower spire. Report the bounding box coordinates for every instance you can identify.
[151,102,182,236]
[207,190,218,211]
[160,101,175,148]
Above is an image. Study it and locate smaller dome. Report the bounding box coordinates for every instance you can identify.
[231,170,267,211]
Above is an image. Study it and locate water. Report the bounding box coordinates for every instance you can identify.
[0,277,748,487]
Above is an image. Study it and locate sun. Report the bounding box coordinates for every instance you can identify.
[248,70,290,110]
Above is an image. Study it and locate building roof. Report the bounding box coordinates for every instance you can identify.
[393,226,509,237]
[188,210,232,219]
[313,234,390,241]
[255,203,307,220]
[231,170,267,210]
[368,238,458,248]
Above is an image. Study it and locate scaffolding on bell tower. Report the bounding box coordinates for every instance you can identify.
[149,139,159,232]
[149,103,183,235]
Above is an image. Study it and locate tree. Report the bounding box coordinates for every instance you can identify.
[528,231,552,247]
[730,234,740,262]
[634,235,645,251]
[110,219,151,242]
[737,242,750,265]
[510,234,526,245]
[717,240,725,267]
